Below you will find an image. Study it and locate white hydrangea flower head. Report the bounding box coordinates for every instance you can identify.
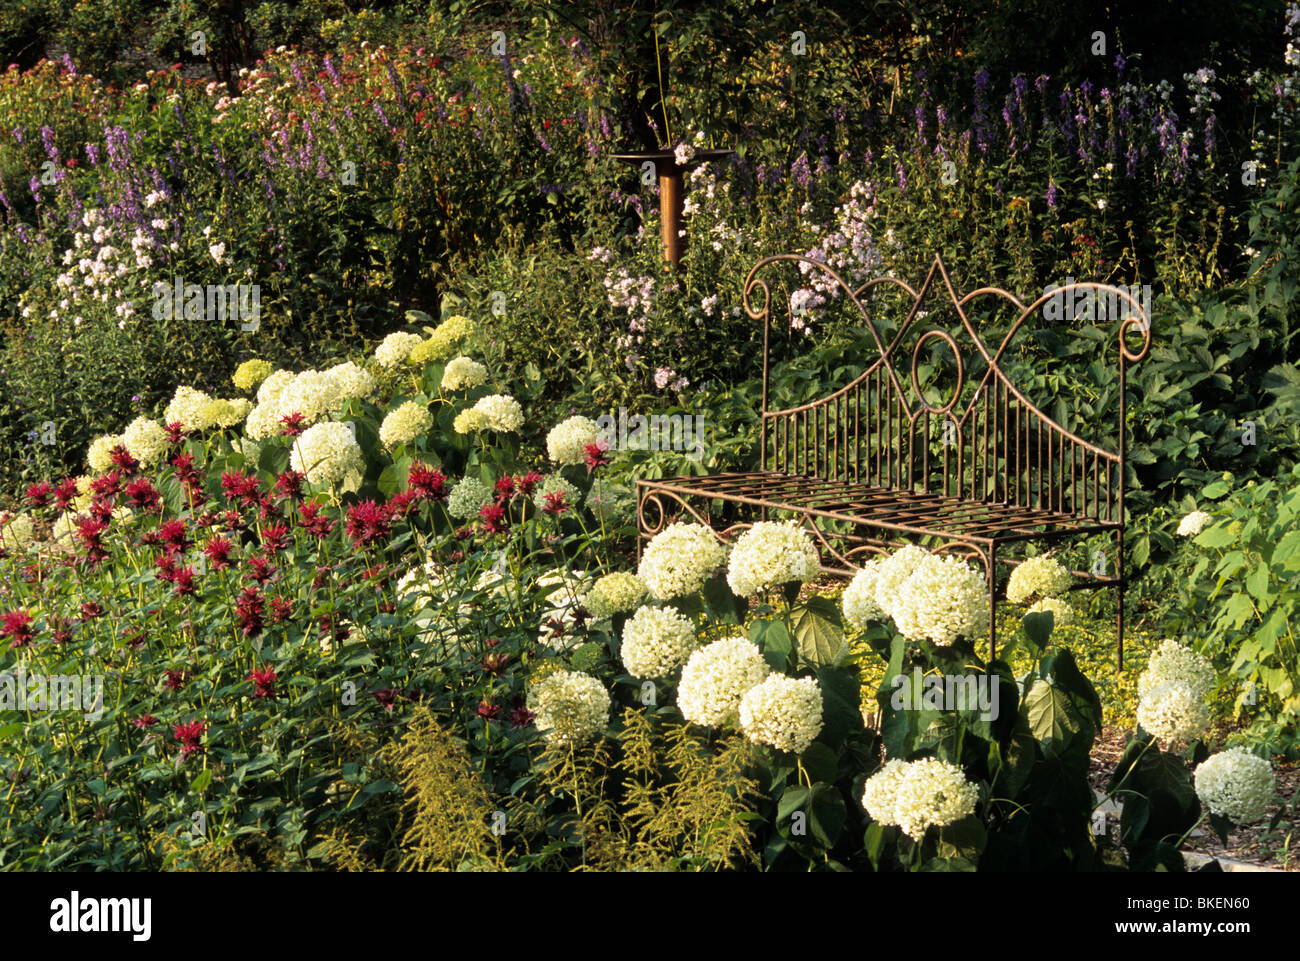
[200,398,253,429]
[891,553,989,646]
[374,331,424,368]
[87,433,124,473]
[327,361,377,402]
[620,605,697,679]
[872,544,931,618]
[532,670,610,746]
[1006,554,1073,605]
[1178,509,1212,538]
[738,674,824,754]
[1025,596,1074,626]
[409,315,476,365]
[676,636,770,727]
[121,417,169,467]
[0,512,36,551]
[1194,747,1275,824]
[860,759,911,828]
[725,520,820,597]
[379,400,433,450]
[1137,639,1217,702]
[50,511,78,549]
[277,369,342,425]
[447,476,494,519]
[453,408,488,434]
[243,402,282,441]
[638,522,727,600]
[256,368,295,407]
[441,356,488,391]
[1137,679,1211,745]
[232,358,274,392]
[585,572,648,618]
[289,421,364,487]
[842,558,886,630]
[471,393,524,433]
[889,758,981,840]
[546,415,601,466]
[163,385,213,430]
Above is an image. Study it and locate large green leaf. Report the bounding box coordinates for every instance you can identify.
[790,596,847,667]
[1022,679,1086,759]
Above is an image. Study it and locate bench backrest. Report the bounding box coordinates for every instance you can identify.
[743,254,1152,525]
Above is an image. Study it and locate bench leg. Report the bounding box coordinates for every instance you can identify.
[987,544,997,662]
[1116,527,1125,672]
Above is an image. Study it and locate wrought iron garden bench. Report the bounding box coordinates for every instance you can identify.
[636,254,1152,666]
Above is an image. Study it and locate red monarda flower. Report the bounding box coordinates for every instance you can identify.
[90,470,123,499]
[173,720,206,755]
[483,652,509,675]
[79,601,103,620]
[274,470,304,501]
[514,470,542,497]
[476,699,501,721]
[407,462,447,500]
[493,475,515,503]
[158,518,189,554]
[297,501,335,538]
[1,610,35,647]
[49,617,73,645]
[345,500,390,546]
[109,445,139,474]
[164,421,187,444]
[124,477,162,511]
[478,503,508,534]
[221,469,262,506]
[235,587,264,637]
[164,669,187,691]
[583,439,611,472]
[134,714,158,729]
[279,411,308,437]
[74,516,110,562]
[88,498,115,525]
[385,490,417,519]
[260,522,290,553]
[170,450,201,483]
[172,565,197,596]
[542,491,569,515]
[246,553,273,585]
[509,703,536,729]
[247,668,278,698]
[52,477,80,511]
[24,481,52,509]
[155,552,177,582]
[269,596,293,623]
[222,509,245,533]
[371,687,400,712]
[203,536,233,570]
